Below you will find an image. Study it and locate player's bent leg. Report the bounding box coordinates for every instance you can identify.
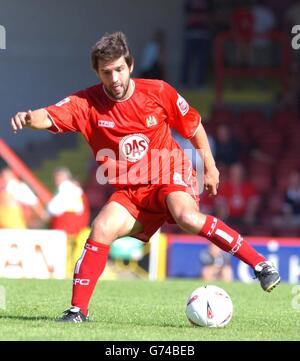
[58,201,144,323]
[166,191,206,233]
[90,201,144,245]
[166,191,280,292]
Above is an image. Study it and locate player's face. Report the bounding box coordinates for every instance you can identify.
[97,56,134,100]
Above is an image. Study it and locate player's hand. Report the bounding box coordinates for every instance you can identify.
[204,165,219,196]
[11,110,33,133]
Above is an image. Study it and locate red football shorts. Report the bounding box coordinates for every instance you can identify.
[107,181,200,242]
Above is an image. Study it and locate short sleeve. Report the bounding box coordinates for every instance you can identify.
[160,81,201,139]
[45,91,89,133]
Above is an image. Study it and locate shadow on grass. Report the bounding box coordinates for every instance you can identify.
[0,314,189,328]
[0,314,54,321]
[98,319,188,329]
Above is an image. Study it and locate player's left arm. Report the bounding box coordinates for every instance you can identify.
[159,81,219,195]
[190,123,219,196]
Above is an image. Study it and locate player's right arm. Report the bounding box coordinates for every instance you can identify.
[11,109,52,132]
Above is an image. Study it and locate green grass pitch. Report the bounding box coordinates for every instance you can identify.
[0,278,298,341]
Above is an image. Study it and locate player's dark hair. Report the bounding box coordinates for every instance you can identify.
[91,31,133,71]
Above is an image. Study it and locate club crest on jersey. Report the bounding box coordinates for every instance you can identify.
[56,97,70,107]
[119,133,149,163]
[146,115,158,128]
[176,94,189,116]
[98,120,115,128]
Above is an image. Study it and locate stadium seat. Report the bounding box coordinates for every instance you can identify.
[210,107,236,125]
[250,172,272,194]
[239,110,266,128]
[273,110,299,129]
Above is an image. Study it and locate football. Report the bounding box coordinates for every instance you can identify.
[185,285,233,328]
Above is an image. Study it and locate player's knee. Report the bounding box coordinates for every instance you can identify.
[91,217,117,243]
[176,211,205,233]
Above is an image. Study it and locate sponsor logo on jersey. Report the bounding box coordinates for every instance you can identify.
[56,97,70,107]
[146,115,158,128]
[119,133,149,163]
[98,120,115,128]
[176,94,189,116]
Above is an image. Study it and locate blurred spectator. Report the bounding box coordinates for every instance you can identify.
[231,2,254,67]
[0,174,26,229]
[266,0,294,24]
[212,0,232,35]
[284,0,300,30]
[214,124,243,166]
[181,0,213,88]
[272,171,300,232]
[279,60,300,114]
[139,29,166,80]
[284,171,300,216]
[47,167,90,276]
[251,0,276,67]
[215,163,259,234]
[281,1,300,113]
[0,167,44,228]
[200,243,233,282]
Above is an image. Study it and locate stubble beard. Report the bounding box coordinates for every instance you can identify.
[106,78,131,100]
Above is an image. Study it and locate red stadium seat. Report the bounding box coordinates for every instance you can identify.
[265,192,284,215]
[256,132,283,158]
[250,172,272,194]
[210,107,236,125]
[273,110,299,129]
[239,110,266,128]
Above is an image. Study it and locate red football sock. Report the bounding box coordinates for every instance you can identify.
[71,239,110,316]
[199,215,265,268]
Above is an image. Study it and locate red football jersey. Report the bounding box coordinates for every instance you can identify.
[46,79,201,188]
